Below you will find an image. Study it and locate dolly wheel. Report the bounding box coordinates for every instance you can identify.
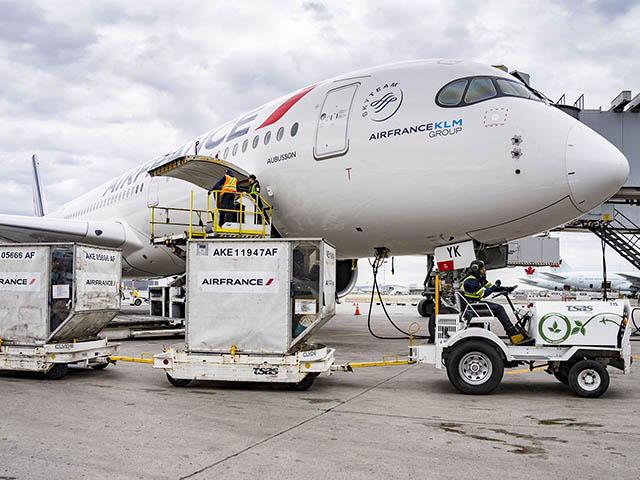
[90,362,109,371]
[290,373,315,391]
[446,340,504,395]
[166,373,191,387]
[45,363,68,380]
[568,360,609,398]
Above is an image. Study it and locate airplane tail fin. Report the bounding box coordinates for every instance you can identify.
[550,259,571,273]
[31,154,48,217]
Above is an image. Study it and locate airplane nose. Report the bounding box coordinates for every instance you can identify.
[565,125,629,213]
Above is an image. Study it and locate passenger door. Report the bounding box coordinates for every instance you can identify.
[314,83,359,160]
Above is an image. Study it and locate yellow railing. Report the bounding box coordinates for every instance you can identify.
[150,190,272,242]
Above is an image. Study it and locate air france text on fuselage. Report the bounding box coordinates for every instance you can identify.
[368,119,463,141]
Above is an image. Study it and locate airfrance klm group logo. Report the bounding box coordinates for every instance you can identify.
[0,272,40,292]
[198,271,279,293]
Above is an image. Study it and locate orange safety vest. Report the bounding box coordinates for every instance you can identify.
[221,175,237,194]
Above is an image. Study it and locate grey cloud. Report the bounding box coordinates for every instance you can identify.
[0,1,97,66]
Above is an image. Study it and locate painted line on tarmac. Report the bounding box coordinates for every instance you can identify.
[178,365,413,479]
[505,366,548,375]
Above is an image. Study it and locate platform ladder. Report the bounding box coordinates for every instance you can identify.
[581,208,640,270]
[149,190,273,256]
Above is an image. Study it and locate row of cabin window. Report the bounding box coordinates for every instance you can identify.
[66,182,145,218]
[215,122,299,161]
[437,76,541,107]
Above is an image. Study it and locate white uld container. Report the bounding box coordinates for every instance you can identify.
[0,243,121,345]
[186,238,336,355]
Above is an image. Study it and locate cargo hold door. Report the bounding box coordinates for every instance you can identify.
[314,83,359,160]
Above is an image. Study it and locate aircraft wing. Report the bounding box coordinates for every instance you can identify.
[518,278,541,286]
[615,272,640,285]
[0,214,128,248]
[540,272,567,281]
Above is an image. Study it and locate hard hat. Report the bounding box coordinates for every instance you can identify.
[469,259,485,273]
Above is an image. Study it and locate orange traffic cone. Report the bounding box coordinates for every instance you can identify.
[354,303,361,315]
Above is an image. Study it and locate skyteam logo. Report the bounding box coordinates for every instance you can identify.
[362,82,403,122]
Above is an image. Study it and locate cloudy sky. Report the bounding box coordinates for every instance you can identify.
[0,0,638,285]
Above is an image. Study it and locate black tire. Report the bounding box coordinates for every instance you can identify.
[568,360,609,398]
[446,340,504,395]
[552,362,572,385]
[417,298,429,317]
[45,363,68,380]
[134,298,142,306]
[290,373,315,391]
[90,362,109,371]
[166,373,191,387]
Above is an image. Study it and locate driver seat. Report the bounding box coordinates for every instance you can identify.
[455,291,492,330]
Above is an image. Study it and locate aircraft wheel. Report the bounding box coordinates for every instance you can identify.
[290,373,315,391]
[166,373,191,387]
[446,340,504,395]
[417,298,429,317]
[45,363,68,380]
[568,360,609,398]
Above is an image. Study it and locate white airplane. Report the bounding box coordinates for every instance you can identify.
[519,263,640,295]
[0,59,630,296]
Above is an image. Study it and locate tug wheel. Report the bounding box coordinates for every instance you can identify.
[166,373,191,387]
[568,360,609,398]
[134,298,142,306]
[45,363,68,380]
[552,362,572,385]
[446,340,504,395]
[290,373,315,391]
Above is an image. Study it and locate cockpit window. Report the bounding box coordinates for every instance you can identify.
[496,79,535,99]
[436,75,543,107]
[464,78,496,103]
[437,79,467,105]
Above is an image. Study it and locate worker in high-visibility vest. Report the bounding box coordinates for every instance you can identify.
[247,174,266,224]
[461,259,534,345]
[210,169,237,226]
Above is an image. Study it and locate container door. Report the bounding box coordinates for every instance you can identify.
[48,245,121,343]
[49,245,74,333]
[314,83,359,160]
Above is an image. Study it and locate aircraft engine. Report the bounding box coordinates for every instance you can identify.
[336,259,358,298]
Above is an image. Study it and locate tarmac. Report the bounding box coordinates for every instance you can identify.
[1,302,640,479]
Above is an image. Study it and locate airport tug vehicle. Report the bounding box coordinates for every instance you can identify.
[0,243,121,379]
[411,291,632,398]
[154,238,337,390]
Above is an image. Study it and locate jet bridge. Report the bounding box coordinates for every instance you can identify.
[147,155,272,251]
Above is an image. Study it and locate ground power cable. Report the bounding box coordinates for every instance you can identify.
[366,255,430,340]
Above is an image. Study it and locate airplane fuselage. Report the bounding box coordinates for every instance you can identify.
[45,59,629,277]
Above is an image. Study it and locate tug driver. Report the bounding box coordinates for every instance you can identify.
[461,260,534,345]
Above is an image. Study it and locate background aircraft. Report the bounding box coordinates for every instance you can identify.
[519,261,639,295]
